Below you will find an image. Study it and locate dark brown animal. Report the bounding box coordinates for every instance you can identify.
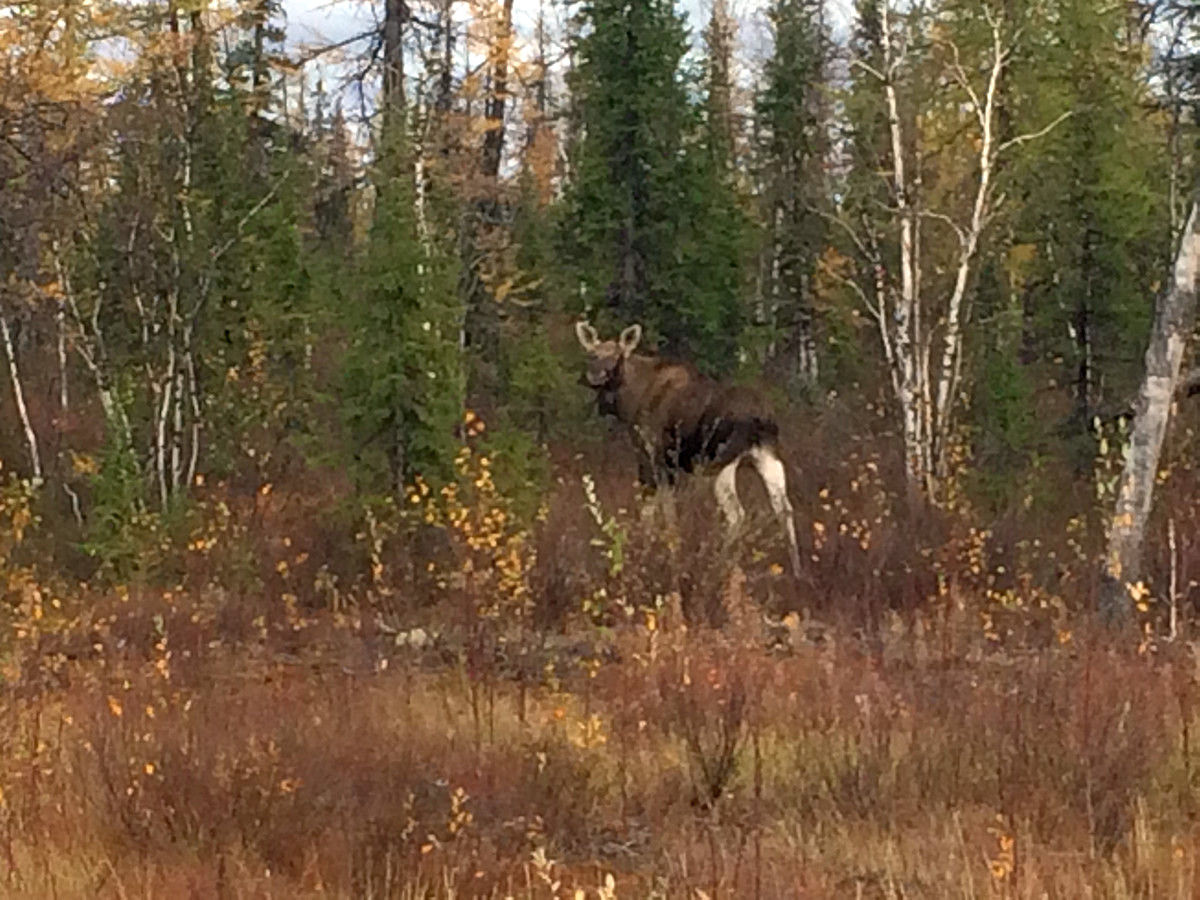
[576,321,801,577]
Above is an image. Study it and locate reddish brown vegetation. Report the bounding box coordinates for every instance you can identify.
[1,395,1199,898]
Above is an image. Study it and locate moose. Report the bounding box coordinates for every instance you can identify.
[575,320,802,578]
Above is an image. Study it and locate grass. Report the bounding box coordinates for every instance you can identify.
[1,584,1199,899]
[1,409,1199,898]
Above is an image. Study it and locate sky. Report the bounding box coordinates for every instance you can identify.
[282,0,378,50]
[278,0,857,70]
[272,0,855,138]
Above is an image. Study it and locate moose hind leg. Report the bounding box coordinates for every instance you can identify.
[749,446,801,577]
[714,459,745,531]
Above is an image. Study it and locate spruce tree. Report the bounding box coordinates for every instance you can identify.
[703,0,737,169]
[341,123,465,494]
[1009,0,1168,458]
[561,0,747,374]
[755,0,827,389]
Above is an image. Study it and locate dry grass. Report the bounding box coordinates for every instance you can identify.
[2,578,1200,898]
[2,407,1200,899]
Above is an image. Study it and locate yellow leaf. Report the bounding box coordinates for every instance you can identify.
[493,277,515,302]
[71,451,99,476]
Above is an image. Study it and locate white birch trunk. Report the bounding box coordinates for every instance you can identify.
[798,271,818,385]
[848,3,1066,502]
[881,2,923,492]
[0,305,42,483]
[770,204,783,360]
[184,322,201,490]
[156,307,176,510]
[931,20,1002,482]
[56,299,68,414]
[880,6,1057,499]
[59,244,138,463]
[1101,194,1200,620]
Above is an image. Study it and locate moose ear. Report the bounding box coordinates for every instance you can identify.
[618,323,642,355]
[575,321,600,352]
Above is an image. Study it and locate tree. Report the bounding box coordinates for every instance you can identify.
[55,0,308,531]
[0,0,114,485]
[341,122,465,494]
[754,0,828,389]
[561,0,748,374]
[832,0,1068,500]
[1101,188,1200,622]
[311,98,358,251]
[704,0,738,169]
[1017,0,1167,443]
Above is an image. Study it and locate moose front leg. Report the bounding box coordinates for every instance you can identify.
[636,454,658,491]
[631,431,678,530]
[632,426,666,490]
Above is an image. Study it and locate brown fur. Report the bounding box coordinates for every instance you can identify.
[576,321,802,577]
[575,322,780,487]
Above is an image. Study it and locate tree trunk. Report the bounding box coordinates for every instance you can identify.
[56,296,69,414]
[0,303,42,483]
[930,13,1003,488]
[1101,192,1200,622]
[383,0,406,121]
[879,4,923,492]
[480,0,515,181]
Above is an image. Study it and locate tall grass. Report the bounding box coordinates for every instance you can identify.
[0,404,1198,898]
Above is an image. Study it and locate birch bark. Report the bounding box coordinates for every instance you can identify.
[1101,192,1200,621]
[848,2,1066,501]
[880,1,924,491]
[0,303,42,483]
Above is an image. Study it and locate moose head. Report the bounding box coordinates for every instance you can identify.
[575,321,642,391]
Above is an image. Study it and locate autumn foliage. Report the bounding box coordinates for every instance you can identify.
[3,0,1200,897]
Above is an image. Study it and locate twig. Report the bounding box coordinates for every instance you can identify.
[919,209,967,246]
[996,110,1072,154]
[189,172,291,323]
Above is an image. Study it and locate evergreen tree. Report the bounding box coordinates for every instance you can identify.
[311,100,357,252]
[703,0,737,170]
[691,0,756,374]
[561,0,747,374]
[340,124,465,494]
[755,0,828,389]
[1008,0,1168,460]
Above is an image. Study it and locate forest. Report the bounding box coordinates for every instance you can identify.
[2,0,1200,895]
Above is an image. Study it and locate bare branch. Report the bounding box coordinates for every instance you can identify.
[210,174,290,266]
[292,29,380,64]
[941,37,985,129]
[805,202,873,260]
[996,110,1073,154]
[189,172,291,323]
[850,58,887,82]
[918,210,967,246]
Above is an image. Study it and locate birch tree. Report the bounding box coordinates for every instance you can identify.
[50,0,300,528]
[1101,188,1200,621]
[0,295,41,483]
[834,0,1067,500]
[0,0,114,486]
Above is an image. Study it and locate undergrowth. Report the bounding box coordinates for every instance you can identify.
[1,409,1198,898]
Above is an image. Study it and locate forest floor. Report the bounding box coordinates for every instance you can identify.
[2,579,1198,900]
[2,412,1198,899]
